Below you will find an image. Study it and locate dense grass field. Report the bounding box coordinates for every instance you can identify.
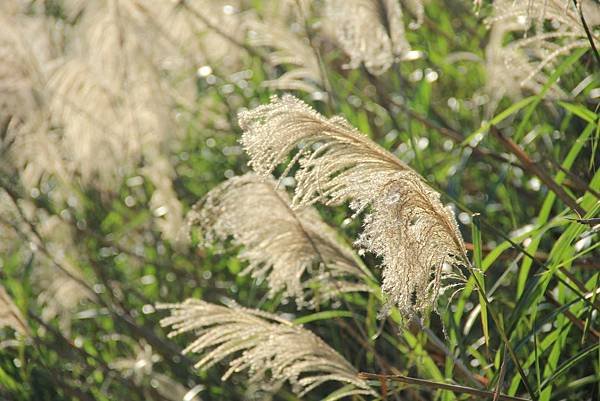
[0,1,599,400]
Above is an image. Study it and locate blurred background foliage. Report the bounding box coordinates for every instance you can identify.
[0,0,598,400]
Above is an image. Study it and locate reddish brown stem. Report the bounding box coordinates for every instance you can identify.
[544,292,600,341]
[358,372,530,401]
[490,126,586,216]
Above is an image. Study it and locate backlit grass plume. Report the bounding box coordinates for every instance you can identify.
[1,1,188,241]
[325,0,413,75]
[158,299,375,399]
[239,95,468,318]
[246,18,322,93]
[36,266,90,335]
[0,285,29,336]
[187,173,372,308]
[484,0,600,109]
[110,340,202,401]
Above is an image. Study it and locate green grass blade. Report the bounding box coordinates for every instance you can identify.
[461,97,536,147]
[513,47,589,142]
[558,101,598,124]
[538,343,600,392]
[293,310,354,325]
[471,213,489,349]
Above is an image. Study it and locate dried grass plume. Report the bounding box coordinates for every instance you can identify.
[484,0,600,110]
[0,285,30,336]
[325,0,414,74]
[186,173,372,308]
[239,95,468,318]
[158,299,375,399]
[246,17,323,93]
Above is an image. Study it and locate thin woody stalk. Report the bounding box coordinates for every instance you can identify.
[358,373,530,401]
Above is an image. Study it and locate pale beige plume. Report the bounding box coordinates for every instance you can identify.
[187,173,372,308]
[325,0,413,74]
[158,299,375,398]
[246,17,323,93]
[0,285,30,336]
[239,95,468,318]
[484,0,600,110]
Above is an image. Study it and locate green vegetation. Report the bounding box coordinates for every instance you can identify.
[0,1,598,400]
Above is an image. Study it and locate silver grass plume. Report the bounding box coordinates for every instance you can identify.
[403,0,426,28]
[110,340,203,401]
[325,0,413,75]
[0,1,189,241]
[132,0,248,75]
[158,299,375,398]
[239,95,468,318]
[0,9,68,188]
[186,173,372,308]
[484,0,600,110]
[0,198,91,334]
[246,17,323,93]
[35,264,90,335]
[0,285,30,336]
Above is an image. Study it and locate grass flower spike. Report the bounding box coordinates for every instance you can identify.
[186,173,372,308]
[240,95,468,318]
[159,300,375,399]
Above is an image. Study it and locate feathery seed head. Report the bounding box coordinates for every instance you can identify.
[0,285,30,336]
[245,17,322,93]
[158,299,375,398]
[484,0,600,111]
[239,95,468,318]
[325,0,414,75]
[186,173,371,308]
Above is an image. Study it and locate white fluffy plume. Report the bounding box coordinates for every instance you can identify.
[246,17,323,93]
[0,1,189,241]
[158,299,375,398]
[325,0,413,75]
[187,173,372,308]
[0,285,29,336]
[484,0,600,109]
[239,95,468,317]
